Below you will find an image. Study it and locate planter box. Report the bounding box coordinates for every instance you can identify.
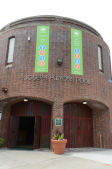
[51,139,67,154]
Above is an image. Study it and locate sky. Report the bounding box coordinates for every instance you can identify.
[0,0,112,66]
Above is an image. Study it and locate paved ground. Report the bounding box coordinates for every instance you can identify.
[67,148,112,165]
[0,148,112,169]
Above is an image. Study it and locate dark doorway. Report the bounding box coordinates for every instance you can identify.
[17,117,35,148]
[9,100,52,149]
[34,116,41,149]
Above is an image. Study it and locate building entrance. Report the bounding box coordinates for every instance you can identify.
[64,103,93,148]
[17,117,35,148]
[8,100,51,149]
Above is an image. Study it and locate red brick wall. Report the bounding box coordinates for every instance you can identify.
[0,17,112,148]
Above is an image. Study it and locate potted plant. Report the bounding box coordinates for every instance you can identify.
[0,138,4,147]
[51,131,67,154]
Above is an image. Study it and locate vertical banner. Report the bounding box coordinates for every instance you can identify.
[35,26,49,73]
[71,28,83,75]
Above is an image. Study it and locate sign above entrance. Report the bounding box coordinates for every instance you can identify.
[55,118,62,126]
[23,74,90,85]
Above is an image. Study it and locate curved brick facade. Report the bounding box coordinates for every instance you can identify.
[0,16,112,149]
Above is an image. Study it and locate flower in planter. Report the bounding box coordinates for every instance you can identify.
[51,131,67,154]
[53,133,64,140]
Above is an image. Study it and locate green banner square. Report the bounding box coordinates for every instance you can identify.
[35,26,50,73]
[71,28,83,75]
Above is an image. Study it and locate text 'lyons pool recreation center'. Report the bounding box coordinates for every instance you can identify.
[0,15,112,149]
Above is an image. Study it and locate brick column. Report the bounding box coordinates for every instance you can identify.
[51,95,64,136]
[93,109,111,148]
[0,101,10,147]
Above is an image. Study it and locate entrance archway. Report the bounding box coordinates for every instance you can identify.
[64,103,93,148]
[8,100,52,149]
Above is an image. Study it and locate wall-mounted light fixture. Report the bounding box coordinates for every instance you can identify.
[57,58,63,65]
[28,36,31,41]
[24,98,28,102]
[2,88,8,93]
[82,101,87,105]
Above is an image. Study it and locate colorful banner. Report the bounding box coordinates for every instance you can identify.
[71,28,83,75]
[35,26,49,72]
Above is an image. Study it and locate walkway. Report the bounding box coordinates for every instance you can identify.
[0,148,112,169]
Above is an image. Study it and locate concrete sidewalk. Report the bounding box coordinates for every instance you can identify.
[0,148,112,169]
[67,148,112,165]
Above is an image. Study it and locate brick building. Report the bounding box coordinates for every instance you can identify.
[0,16,112,149]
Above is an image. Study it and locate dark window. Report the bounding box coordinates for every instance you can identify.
[98,45,103,72]
[6,37,15,64]
[0,112,2,120]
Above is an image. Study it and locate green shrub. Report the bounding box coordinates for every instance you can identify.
[53,132,64,140]
[58,133,64,140]
[0,138,4,147]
